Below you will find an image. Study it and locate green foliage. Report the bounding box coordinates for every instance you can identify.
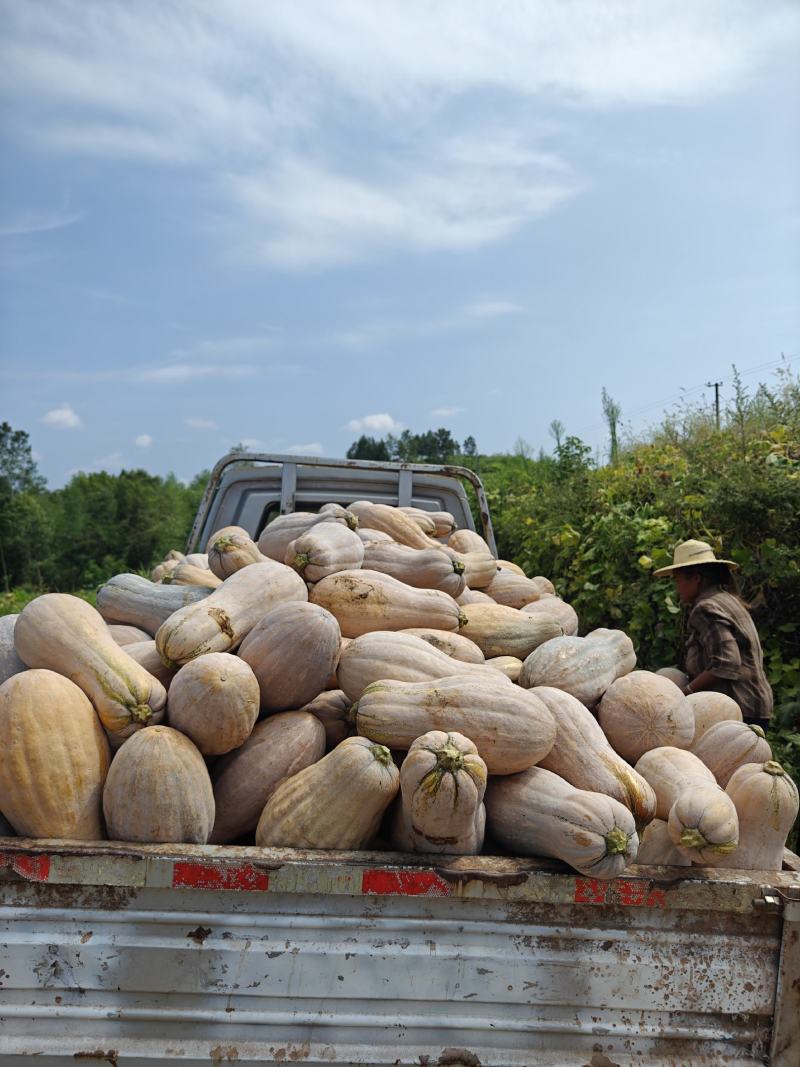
[346,435,391,460]
[346,426,470,464]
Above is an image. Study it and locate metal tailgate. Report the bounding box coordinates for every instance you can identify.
[1,840,798,1066]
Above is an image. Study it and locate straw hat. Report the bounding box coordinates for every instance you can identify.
[653,539,739,577]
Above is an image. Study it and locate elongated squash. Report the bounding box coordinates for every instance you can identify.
[656,666,689,690]
[484,569,544,608]
[151,559,179,582]
[687,691,743,741]
[497,560,526,576]
[309,569,464,638]
[714,761,800,870]
[597,671,694,762]
[522,596,579,637]
[459,602,562,659]
[634,747,739,863]
[258,511,354,562]
[533,686,656,828]
[486,767,639,879]
[124,640,177,690]
[634,818,691,866]
[287,522,365,582]
[449,550,497,590]
[165,562,222,589]
[103,726,214,844]
[390,731,487,854]
[400,628,485,663]
[399,506,456,537]
[0,614,25,685]
[396,507,437,536]
[691,720,772,787]
[185,552,210,569]
[361,541,466,597]
[256,736,399,849]
[167,652,260,755]
[355,675,555,774]
[520,629,636,707]
[210,711,326,843]
[356,527,393,544]
[97,573,211,636]
[486,655,523,681]
[238,602,341,712]
[207,526,266,580]
[337,630,505,702]
[155,560,307,667]
[15,594,167,741]
[457,588,495,605]
[301,689,353,750]
[448,530,495,557]
[107,623,152,647]
[347,501,438,550]
[0,669,109,840]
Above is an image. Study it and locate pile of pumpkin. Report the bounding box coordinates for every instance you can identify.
[0,500,797,879]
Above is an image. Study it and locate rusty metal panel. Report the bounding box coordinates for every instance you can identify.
[1,842,796,1065]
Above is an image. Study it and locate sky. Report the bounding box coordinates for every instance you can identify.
[1,1,798,487]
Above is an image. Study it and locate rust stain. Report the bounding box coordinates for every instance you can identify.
[79,931,93,944]
[438,1050,482,1066]
[72,1052,118,1066]
[210,1046,239,1063]
[187,925,212,945]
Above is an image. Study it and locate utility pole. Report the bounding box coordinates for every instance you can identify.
[706,380,722,429]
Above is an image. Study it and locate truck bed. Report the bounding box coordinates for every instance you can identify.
[1,838,798,1065]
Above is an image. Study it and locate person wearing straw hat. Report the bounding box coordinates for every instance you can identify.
[654,539,773,725]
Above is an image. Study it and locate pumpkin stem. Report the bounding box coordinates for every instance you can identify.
[161,572,174,584]
[344,512,359,531]
[437,742,464,774]
[452,560,466,575]
[129,703,153,725]
[764,760,785,776]
[370,743,392,766]
[749,723,766,738]
[605,827,630,856]
[679,827,708,851]
[293,553,310,573]
[346,702,359,726]
[707,839,739,855]
[457,611,469,629]
[213,535,235,553]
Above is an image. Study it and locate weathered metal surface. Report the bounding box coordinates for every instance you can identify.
[185,452,497,554]
[770,892,800,1067]
[1,840,798,1064]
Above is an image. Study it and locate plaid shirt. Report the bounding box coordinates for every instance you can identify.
[684,587,773,722]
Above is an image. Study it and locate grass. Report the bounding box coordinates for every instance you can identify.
[1,586,97,616]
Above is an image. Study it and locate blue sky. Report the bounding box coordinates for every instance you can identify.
[1,1,798,487]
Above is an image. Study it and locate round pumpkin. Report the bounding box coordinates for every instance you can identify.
[166,652,260,755]
[597,671,694,763]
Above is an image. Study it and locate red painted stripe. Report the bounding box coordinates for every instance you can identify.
[4,853,51,882]
[362,868,452,897]
[172,861,269,892]
[573,876,666,908]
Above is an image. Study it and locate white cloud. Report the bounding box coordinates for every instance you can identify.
[0,206,83,238]
[346,413,403,434]
[462,299,523,319]
[430,407,463,418]
[186,417,218,430]
[134,433,152,448]
[2,2,793,268]
[286,442,325,456]
[41,403,82,429]
[137,363,256,383]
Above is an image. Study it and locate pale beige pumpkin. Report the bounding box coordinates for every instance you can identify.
[97,573,211,636]
[691,720,772,787]
[519,629,636,707]
[484,568,544,609]
[238,601,341,712]
[399,507,456,538]
[166,652,260,755]
[714,761,799,871]
[165,562,222,589]
[15,593,167,742]
[107,623,152,647]
[207,526,265,580]
[184,552,210,569]
[634,746,739,863]
[634,818,691,866]
[448,550,497,590]
[347,501,439,550]
[355,674,555,775]
[355,527,393,544]
[301,689,354,750]
[103,726,214,844]
[456,588,495,605]
[361,541,466,598]
[155,560,307,667]
[485,655,523,681]
[309,569,464,638]
[496,560,526,576]
[287,522,365,582]
[123,640,177,691]
[447,530,495,557]
[687,691,743,741]
[458,602,562,659]
[258,511,355,562]
[391,731,487,854]
[150,559,179,582]
[256,736,399,849]
[656,666,689,690]
[597,671,694,763]
[485,767,639,879]
[533,685,657,828]
[210,711,326,843]
[396,507,437,536]
[0,669,109,840]
[337,630,501,702]
[521,596,579,637]
[399,628,485,663]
